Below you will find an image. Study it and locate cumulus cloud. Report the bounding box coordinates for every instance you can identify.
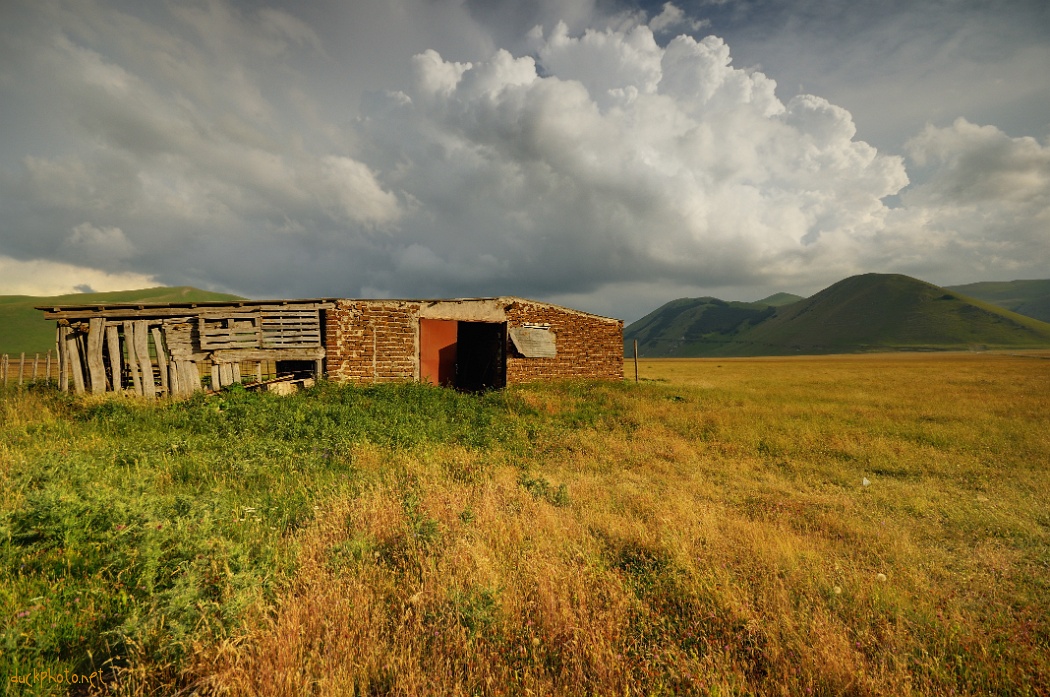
[354,22,908,302]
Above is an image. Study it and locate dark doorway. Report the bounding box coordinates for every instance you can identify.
[456,321,505,391]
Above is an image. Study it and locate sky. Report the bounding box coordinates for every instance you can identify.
[1,0,1048,323]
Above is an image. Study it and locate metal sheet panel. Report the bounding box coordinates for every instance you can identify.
[508,327,556,358]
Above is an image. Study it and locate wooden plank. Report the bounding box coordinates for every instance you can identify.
[169,358,182,396]
[220,363,234,386]
[182,361,202,392]
[211,363,221,391]
[87,318,106,393]
[57,326,68,391]
[67,334,85,394]
[210,347,325,362]
[40,302,335,320]
[123,321,143,396]
[232,362,241,384]
[106,325,122,391]
[151,327,170,396]
[134,320,155,398]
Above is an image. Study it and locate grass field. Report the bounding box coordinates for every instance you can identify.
[2,353,1049,695]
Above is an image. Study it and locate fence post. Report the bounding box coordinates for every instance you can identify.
[2,354,7,386]
[19,352,25,386]
[46,350,52,383]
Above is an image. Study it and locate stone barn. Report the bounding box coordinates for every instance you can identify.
[38,297,623,395]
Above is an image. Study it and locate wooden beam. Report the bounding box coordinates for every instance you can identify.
[87,318,106,394]
[209,348,325,362]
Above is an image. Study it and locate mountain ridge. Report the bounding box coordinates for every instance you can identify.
[626,273,1050,357]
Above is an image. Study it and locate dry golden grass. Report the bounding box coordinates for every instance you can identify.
[186,353,1050,696]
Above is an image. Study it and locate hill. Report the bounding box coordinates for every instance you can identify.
[628,273,1050,357]
[0,287,245,356]
[945,279,1050,323]
[624,297,779,357]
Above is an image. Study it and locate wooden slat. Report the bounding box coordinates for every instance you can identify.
[105,325,122,391]
[87,318,106,394]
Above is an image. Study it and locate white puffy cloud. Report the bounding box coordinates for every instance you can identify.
[355,21,908,303]
[877,119,1050,283]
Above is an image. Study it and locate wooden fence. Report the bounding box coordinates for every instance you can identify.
[1,350,280,391]
[1,351,57,386]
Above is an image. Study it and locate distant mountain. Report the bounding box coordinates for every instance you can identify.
[0,287,245,356]
[627,273,1050,357]
[946,279,1050,323]
[625,296,782,357]
[755,292,805,307]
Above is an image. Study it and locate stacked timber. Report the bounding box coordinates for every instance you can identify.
[38,301,332,396]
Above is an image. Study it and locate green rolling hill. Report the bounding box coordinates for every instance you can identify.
[945,279,1050,323]
[627,274,1050,357]
[0,287,245,356]
[625,296,786,357]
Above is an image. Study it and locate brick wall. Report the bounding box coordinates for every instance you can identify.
[324,300,419,382]
[504,300,623,383]
[323,297,623,385]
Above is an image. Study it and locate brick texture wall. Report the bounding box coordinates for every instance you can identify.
[323,297,623,384]
[324,300,419,382]
[504,300,623,383]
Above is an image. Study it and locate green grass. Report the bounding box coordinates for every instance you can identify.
[0,287,244,356]
[2,355,1049,695]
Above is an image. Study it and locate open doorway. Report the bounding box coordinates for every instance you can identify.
[419,319,505,391]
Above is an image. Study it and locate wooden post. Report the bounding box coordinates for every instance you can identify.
[19,352,25,386]
[134,320,155,398]
[633,340,639,384]
[151,327,170,396]
[86,318,106,394]
[372,325,377,383]
[46,350,51,383]
[255,362,263,384]
[57,327,68,391]
[211,363,221,391]
[66,334,85,394]
[2,354,7,386]
[33,353,39,382]
[105,325,122,391]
